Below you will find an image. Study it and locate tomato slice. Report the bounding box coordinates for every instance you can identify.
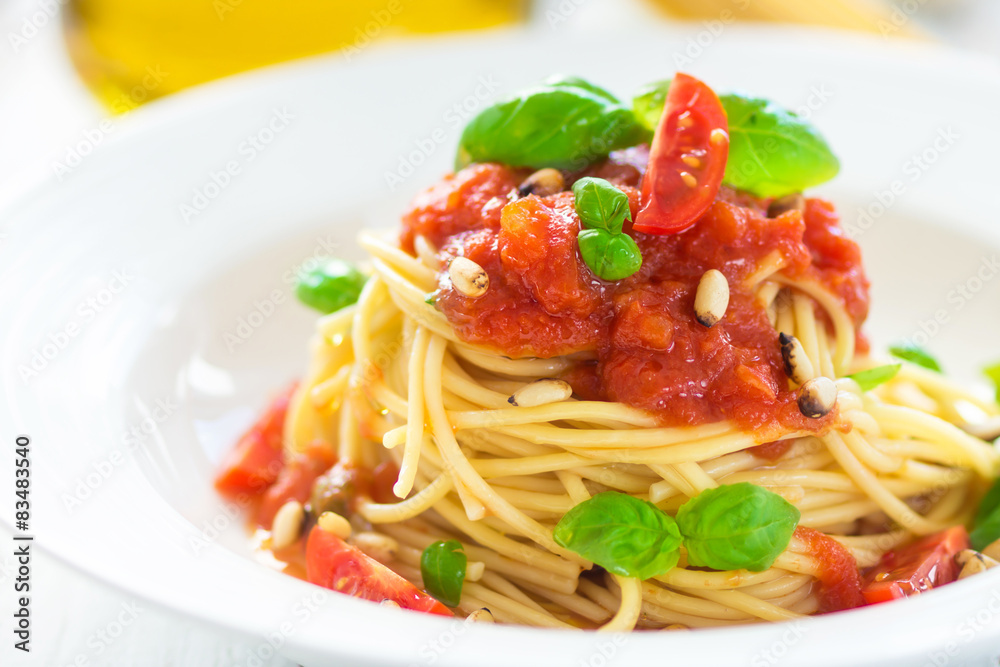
[256,440,336,529]
[305,526,453,616]
[861,526,969,605]
[634,73,729,235]
[214,383,297,497]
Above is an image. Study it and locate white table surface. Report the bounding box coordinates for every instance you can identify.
[1,1,998,666]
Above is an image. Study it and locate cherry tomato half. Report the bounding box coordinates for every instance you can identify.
[861,526,969,605]
[214,384,297,497]
[256,440,336,530]
[634,73,729,235]
[305,526,453,616]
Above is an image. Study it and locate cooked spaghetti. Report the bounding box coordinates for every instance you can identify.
[216,73,1000,630]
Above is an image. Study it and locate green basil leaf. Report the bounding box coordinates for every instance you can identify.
[420,539,467,607]
[553,491,682,580]
[847,364,901,392]
[295,258,367,314]
[572,177,631,234]
[578,229,642,281]
[632,79,671,132]
[676,482,800,572]
[971,515,1000,552]
[456,78,648,171]
[720,94,840,198]
[545,75,619,103]
[631,82,840,198]
[974,477,1000,531]
[889,342,943,373]
[983,361,1000,403]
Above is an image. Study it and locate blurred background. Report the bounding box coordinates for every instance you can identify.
[1,0,997,664]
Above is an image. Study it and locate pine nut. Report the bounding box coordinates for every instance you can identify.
[270,500,305,550]
[351,531,399,562]
[317,511,352,540]
[694,269,729,327]
[380,599,400,609]
[797,376,838,419]
[467,608,494,623]
[779,332,815,385]
[414,235,440,270]
[957,549,998,579]
[508,378,573,408]
[518,168,565,198]
[767,193,805,218]
[985,539,1000,562]
[466,561,485,582]
[959,416,1000,442]
[449,256,489,298]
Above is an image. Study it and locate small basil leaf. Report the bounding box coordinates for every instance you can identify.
[720,94,840,198]
[983,361,1000,403]
[295,258,367,314]
[847,364,901,392]
[889,343,943,373]
[457,78,648,171]
[578,229,642,281]
[676,482,800,572]
[545,75,619,103]
[632,79,671,132]
[572,177,631,234]
[420,539,466,608]
[553,491,682,580]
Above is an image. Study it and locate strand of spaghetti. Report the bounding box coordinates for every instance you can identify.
[310,364,352,409]
[799,499,881,529]
[370,258,458,339]
[358,233,438,291]
[317,303,358,339]
[462,582,572,629]
[452,476,488,521]
[690,588,802,622]
[359,473,453,523]
[395,326,431,498]
[491,421,736,449]
[813,315,837,379]
[599,575,642,631]
[792,291,823,374]
[555,471,591,504]
[448,402,660,430]
[570,466,653,494]
[896,363,999,416]
[451,343,572,377]
[743,250,787,288]
[648,466,695,500]
[431,497,584,579]
[477,571,551,615]
[338,388,363,462]
[559,433,780,465]
[441,356,511,409]
[517,580,612,624]
[671,461,718,492]
[840,428,903,473]
[657,566,783,591]
[491,487,576,514]
[821,430,946,534]
[350,274,388,366]
[868,403,999,476]
[772,275,854,372]
[471,452,592,478]
[635,580,757,621]
[425,336,589,562]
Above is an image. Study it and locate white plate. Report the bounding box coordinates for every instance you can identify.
[4,24,1000,667]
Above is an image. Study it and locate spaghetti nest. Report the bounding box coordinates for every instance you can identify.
[281,232,999,630]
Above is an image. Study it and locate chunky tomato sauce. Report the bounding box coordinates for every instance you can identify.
[400,150,869,433]
[794,527,866,612]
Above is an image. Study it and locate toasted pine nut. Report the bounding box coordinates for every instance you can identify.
[767,193,805,218]
[467,608,494,623]
[508,378,573,408]
[271,500,305,550]
[414,235,440,270]
[466,560,485,582]
[317,511,352,540]
[380,599,400,609]
[449,256,489,298]
[694,269,729,327]
[518,168,565,197]
[957,549,999,579]
[797,376,838,419]
[779,332,815,385]
[352,531,399,562]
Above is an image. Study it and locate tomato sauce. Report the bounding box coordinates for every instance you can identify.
[794,527,866,612]
[400,151,869,433]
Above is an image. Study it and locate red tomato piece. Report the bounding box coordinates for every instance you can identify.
[214,383,297,497]
[370,461,401,505]
[861,526,969,605]
[794,526,866,613]
[634,73,729,235]
[256,440,337,530]
[305,526,453,616]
